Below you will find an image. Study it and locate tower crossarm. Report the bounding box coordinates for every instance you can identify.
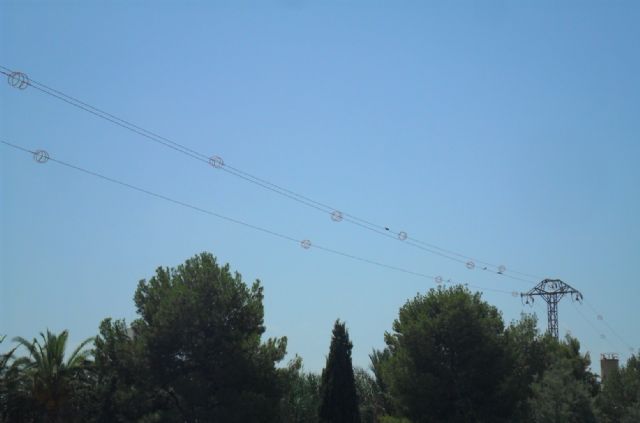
[520,279,583,339]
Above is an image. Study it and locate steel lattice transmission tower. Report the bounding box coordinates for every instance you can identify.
[521,279,583,340]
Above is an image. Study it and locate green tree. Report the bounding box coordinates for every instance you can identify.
[369,349,395,420]
[542,334,598,396]
[502,314,546,422]
[354,367,385,423]
[501,314,600,422]
[319,320,360,423]
[1,336,20,422]
[596,354,640,423]
[91,318,167,422]
[280,356,321,423]
[529,357,597,423]
[132,252,287,422]
[378,285,510,423]
[0,336,15,411]
[11,330,93,422]
[1,335,37,423]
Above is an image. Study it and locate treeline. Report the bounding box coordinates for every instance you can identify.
[1,252,638,422]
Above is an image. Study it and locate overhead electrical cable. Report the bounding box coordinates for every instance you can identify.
[4,69,634,353]
[1,139,515,295]
[516,290,629,359]
[570,301,626,354]
[0,66,538,286]
[583,299,634,352]
[5,68,633,353]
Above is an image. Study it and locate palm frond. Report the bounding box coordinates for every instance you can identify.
[67,337,95,368]
[1,345,19,369]
[12,335,40,366]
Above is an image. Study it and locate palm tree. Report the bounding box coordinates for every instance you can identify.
[1,335,17,371]
[13,329,93,422]
[1,335,18,417]
[2,334,34,422]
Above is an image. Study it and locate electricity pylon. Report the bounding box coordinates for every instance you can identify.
[521,279,583,340]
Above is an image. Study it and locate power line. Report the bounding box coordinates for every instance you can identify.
[582,299,634,353]
[520,279,634,353]
[571,301,625,354]
[1,66,539,286]
[527,296,623,355]
[4,68,633,354]
[1,139,515,296]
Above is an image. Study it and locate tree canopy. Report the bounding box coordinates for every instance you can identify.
[376,285,510,423]
[2,330,93,422]
[1,252,638,423]
[529,357,597,423]
[131,252,288,422]
[596,354,640,423]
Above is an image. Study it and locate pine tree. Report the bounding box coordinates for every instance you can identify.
[319,320,360,423]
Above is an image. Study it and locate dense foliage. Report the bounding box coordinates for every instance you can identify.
[1,252,638,422]
[375,286,510,423]
[1,331,94,422]
[318,320,360,423]
[130,252,287,422]
[596,355,640,423]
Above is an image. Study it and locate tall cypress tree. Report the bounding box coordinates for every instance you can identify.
[319,320,360,423]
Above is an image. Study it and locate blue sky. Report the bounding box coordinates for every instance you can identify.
[1,0,639,373]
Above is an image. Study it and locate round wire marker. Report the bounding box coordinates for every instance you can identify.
[397,231,408,241]
[8,71,29,89]
[597,315,603,321]
[435,276,443,285]
[497,265,506,274]
[330,210,343,222]
[511,291,519,297]
[300,239,311,249]
[208,155,224,168]
[32,150,50,163]
[466,260,475,270]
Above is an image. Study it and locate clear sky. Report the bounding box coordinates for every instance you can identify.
[1,0,639,373]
